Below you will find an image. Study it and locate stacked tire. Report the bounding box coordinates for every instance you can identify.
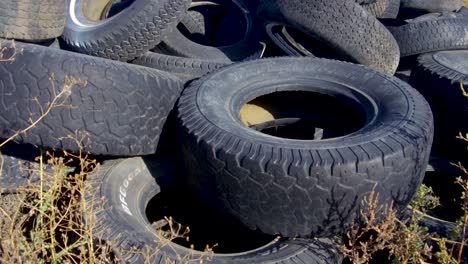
[2,0,462,263]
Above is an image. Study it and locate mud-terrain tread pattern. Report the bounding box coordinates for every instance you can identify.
[133,52,230,80]
[86,158,342,264]
[0,0,66,40]
[0,40,183,156]
[176,58,433,237]
[388,18,468,57]
[62,0,190,62]
[258,0,400,74]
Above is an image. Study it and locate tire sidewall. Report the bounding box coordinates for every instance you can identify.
[94,158,342,263]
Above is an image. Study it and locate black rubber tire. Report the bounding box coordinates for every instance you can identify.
[401,0,463,13]
[409,50,468,157]
[155,0,261,62]
[356,0,377,4]
[176,57,434,237]
[0,0,66,41]
[180,10,207,35]
[258,0,400,75]
[0,155,42,193]
[0,40,183,156]
[132,52,230,81]
[264,23,316,57]
[382,0,401,18]
[87,157,343,264]
[387,16,468,57]
[61,0,190,61]
[362,0,400,18]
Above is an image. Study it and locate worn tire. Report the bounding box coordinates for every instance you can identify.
[61,0,190,61]
[132,52,230,81]
[0,155,42,193]
[258,0,400,75]
[387,16,468,57]
[409,50,468,157]
[0,40,183,156]
[0,0,66,40]
[356,0,377,4]
[156,0,261,62]
[176,57,433,237]
[87,157,343,264]
[401,0,463,13]
[362,0,400,18]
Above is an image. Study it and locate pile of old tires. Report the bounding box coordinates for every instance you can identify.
[0,0,466,262]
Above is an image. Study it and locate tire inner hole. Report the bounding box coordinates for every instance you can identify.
[145,188,276,253]
[240,91,367,140]
[82,0,135,22]
[178,3,247,47]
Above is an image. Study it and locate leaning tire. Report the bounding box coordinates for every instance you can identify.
[0,0,66,40]
[61,0,190,61]
[176,57,433,237]
[0,40,183,156]
[87,157,343,264]
[409,50,468,157]
[387,15,468,57]
[258,0,400,75]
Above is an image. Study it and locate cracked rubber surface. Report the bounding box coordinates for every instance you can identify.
[62,0,190,61]
[87,157,342,263]
[387,16,468,57]
[258,0,400,75]
[0,40,183,156]
[0,0,66,40]
[409,50,468,157]
[133,51,230,81]
[176,57,433,237]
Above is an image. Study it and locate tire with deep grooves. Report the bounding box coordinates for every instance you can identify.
[62,0,191,61]
[0,40,183,156]
[258,0,400,75]
[387,17,468,57]
[176,57,433,237]
[132,52,230,81]
[0,0,66,40]
[87,157,343,264]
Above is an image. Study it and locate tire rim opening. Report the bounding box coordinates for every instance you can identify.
[270,25,351,61]
[178,2,248,47]
[79,0,135,23]
[145,189,277,254]
[240,91,368,140]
